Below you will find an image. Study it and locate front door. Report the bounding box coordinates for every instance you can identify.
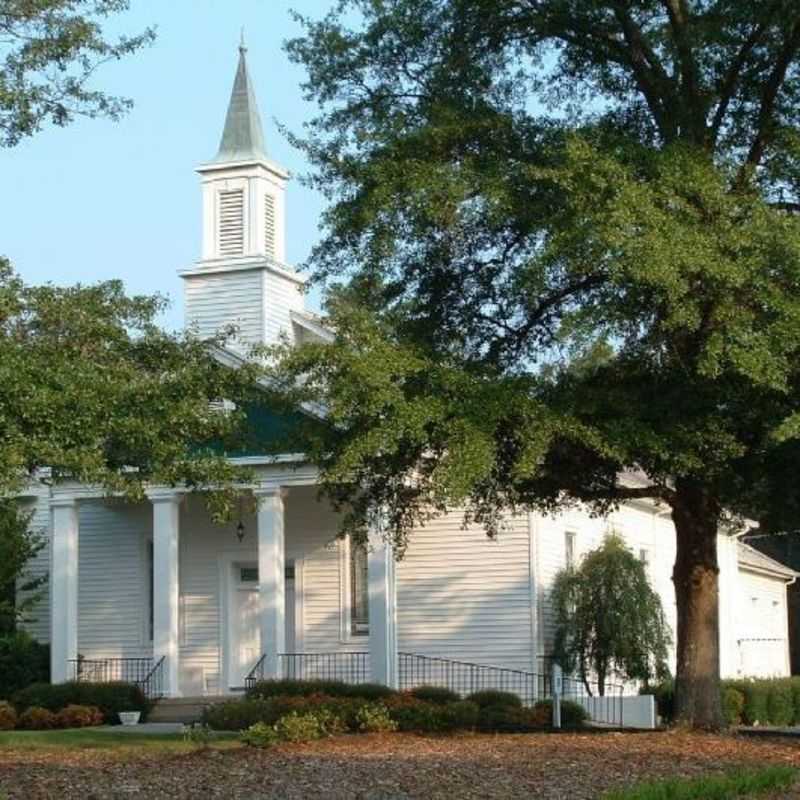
[228,562,296,689]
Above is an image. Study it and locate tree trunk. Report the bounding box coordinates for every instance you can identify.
[671,478,725,730]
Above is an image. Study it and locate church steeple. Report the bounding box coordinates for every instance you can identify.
[182,40,305,355]
[214,37,267,163]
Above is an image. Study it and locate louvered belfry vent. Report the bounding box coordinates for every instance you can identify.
[218,189,245,256]
[264,194,276,258]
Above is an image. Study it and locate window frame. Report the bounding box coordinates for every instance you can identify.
[339,535,370,641]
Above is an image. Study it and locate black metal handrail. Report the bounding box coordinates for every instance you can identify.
[69,656,166,701]
[398,652,548,706]
[245,654,266,690]
[398,652,624,726]
[140,656,166,700]
[245,651,370,690]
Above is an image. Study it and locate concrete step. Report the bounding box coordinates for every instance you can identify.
[148,696,232,724]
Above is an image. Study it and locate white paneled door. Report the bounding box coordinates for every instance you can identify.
[229,562,295,688]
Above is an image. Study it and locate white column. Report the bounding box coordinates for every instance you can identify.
[50,496,79,684]
[368,524,398,688]
[256,487,287,679]
[148,490,182,698]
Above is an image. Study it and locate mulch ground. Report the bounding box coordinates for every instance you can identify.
[2,730,800,799]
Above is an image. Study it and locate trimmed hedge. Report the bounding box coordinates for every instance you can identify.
[408,685,461,705]
[533,699,588,729]
[206,690,581,735]
[466,690,522,710]
[13,681,149,724]
[246,679,395,702]
[648,678,800,727]
[0,633,49,700]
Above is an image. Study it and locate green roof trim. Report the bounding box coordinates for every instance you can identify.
[214,41,267,163]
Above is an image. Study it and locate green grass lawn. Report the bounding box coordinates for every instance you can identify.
[603,765,798,800]
[0,728,240,753]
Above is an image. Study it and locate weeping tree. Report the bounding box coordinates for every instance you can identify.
[552,535,671,696]
[269,0,800,729]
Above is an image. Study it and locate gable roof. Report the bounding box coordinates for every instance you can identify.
[738,541,797,581]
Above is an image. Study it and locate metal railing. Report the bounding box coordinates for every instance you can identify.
[398,651,549,706]
[245,651,370,690]
[69,656,166,700]
[243,650,624,726]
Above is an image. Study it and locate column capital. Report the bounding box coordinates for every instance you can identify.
[145,487,185,504]
[253,485,288,502]
[50,494,79,509]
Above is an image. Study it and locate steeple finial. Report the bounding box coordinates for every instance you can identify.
[213,38,266,163]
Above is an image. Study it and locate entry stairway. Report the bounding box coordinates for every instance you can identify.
[148,696,231,724]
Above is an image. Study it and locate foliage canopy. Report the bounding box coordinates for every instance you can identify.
[0,0,154,146]
[271,0,800,728]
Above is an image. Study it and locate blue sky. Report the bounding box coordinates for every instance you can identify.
[0,0,331,330]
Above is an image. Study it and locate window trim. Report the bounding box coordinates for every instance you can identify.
[339,536,370,642]
[564,530,577,569]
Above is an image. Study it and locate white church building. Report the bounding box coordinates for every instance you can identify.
[19,45,796,707]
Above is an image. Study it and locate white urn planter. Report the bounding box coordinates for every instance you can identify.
[118,711,141,726]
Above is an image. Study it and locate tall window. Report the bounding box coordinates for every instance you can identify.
[147,539,154,642]
[350,539,369,636]
[565,531,577,569]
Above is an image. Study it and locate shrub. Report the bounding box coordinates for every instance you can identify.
[767,682,794,727]
[182,723,217,746]
[645,681,674,724]
[722,687,745,727]
[532,699,588,728]
[275,711,324,742]
[0,633,49,700]
[356,703,397,733]
[735,681,770,726]
[241,721,279,748]
[56,704,103,729]
[790,678,800,725]
[246,679,395,702]
[408,685,461,705]
[0,701,17,730]
[202,699,275,731]
[13,681,148,724]
[389,697,479,733]
[17,706,57,730]
[466,690,522,710]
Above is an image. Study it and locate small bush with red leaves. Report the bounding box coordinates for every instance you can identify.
[17,706,57,730]
[0,701,17,730]
[56,704,103,729]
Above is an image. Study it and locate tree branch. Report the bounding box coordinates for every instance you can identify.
[709,6,778,143]
[744,19,800,169]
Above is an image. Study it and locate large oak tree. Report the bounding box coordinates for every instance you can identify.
[271,0,800,728]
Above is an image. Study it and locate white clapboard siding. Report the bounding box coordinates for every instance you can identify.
[184,269,263,349]
[735,569,790,677]
[77,500,151,659]
[218,189,244,257]
[263,268,304,346]
[396,511,534,671]
[17,495,52,643]
[535,503,678,668]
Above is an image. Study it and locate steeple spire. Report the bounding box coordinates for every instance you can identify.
[214,38,267,163]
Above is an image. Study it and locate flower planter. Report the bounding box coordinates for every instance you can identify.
[118,711,141,726]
